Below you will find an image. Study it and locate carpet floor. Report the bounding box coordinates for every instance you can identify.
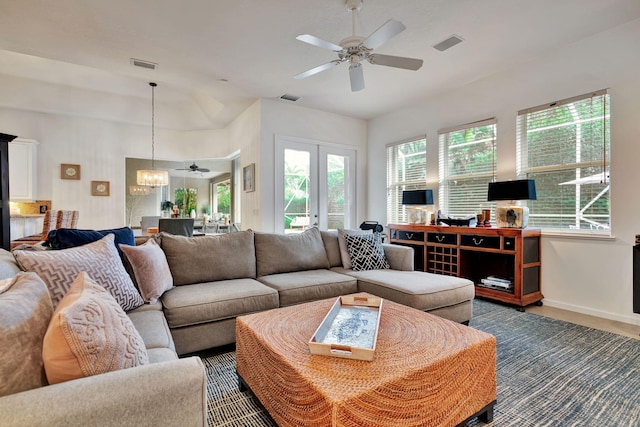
[201,299,640,426]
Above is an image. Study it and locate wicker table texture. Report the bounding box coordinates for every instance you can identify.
[236,293,496,427]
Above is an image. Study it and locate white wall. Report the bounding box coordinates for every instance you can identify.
[0,108,226,230]
[258,99,368,232]
[368,19,640,325]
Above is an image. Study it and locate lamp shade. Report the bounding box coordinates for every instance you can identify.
[487,179,536,201]
[402,189,434,205]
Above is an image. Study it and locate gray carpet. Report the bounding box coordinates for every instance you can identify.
[201,300,640,426]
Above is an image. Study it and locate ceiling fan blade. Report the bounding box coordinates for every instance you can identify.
[349,63,365,92]
[197,168,210,172]
[362,19,406,50]
[368,54,423,71]
[296,34,343,52]
[294,60,342,79]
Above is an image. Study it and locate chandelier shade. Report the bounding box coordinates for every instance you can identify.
[136,170,168,187]
[137,82,168,187]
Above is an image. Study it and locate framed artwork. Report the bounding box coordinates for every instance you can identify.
[91,180,110,196]
[243,163,255,192]
[61,164,81,180]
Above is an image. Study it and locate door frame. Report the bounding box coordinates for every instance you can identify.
[275,135,357,233]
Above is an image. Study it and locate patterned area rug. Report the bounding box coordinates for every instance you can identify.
[201,299,640,426]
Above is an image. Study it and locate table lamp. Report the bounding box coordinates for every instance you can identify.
[402,189,434,224]
[487,179,536,228]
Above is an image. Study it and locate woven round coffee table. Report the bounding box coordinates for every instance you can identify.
[236,293,496,427]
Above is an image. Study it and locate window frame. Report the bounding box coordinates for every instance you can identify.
[516,89,610,235]
[386,135,427,224]
[438,118,497,218]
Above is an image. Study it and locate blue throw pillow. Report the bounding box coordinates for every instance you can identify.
[46,227,135,254]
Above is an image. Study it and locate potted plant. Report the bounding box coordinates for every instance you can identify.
[161,200,174,218]
[202,202,212,222]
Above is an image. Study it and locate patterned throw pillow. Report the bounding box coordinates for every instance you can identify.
[42,272,149,384]
[337,228,372,269]
[343,233,390,271]
[14,234,144,311]
[119,238,173,304]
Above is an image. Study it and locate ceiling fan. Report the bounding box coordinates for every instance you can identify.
[294,0,423,92]
[176,162,210,173]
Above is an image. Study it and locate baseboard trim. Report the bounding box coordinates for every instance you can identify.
[541,298,640,327]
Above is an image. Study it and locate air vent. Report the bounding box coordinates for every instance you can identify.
[130,58,158,70]
[433,35,463,52]
[280,94,300,102]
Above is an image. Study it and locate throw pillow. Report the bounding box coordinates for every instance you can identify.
[46,227,135,257]
[14,234,144,311]
[344,233,390,271]
[0,272,53,396]
[43,272,149,385]
[119,238,173,303]
[338,228,372,269]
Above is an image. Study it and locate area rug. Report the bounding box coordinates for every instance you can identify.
[201,299,640,426]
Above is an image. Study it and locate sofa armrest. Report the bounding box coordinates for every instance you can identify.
[382,244,414,271]
[0,357,207,427]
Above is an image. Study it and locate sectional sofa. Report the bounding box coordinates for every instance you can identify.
[0,226,474,426]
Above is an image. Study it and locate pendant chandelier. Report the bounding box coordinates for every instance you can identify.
[137,82,168,187]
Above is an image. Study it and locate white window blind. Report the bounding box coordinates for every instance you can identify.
[438,119,496,217]
[517,90,610,233]
[386,136,427,224]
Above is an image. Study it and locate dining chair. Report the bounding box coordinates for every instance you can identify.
[158,218,195,237]
[10,210,80,249]
[140,216,161,235]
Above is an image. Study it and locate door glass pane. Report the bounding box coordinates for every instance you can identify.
[327,154,346,230]
[284,149,310,233]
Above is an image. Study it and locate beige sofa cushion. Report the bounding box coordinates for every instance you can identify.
[161,278,279,329]
[14,234,144,311]
[160,230,256,286]
[255,227,329,277]
[349,269,474,312]
[258,269,357,307]
[43,272,149,384]
[0,272,53,397]
[120,238,174,303]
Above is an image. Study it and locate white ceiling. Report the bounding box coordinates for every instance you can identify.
[0,0,638,131]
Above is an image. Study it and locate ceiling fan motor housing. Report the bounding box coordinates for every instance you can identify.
[345,0,363,12]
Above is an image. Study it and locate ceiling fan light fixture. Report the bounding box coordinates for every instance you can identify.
[137,82,168,187]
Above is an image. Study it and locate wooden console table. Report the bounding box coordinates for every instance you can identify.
[388,224,543,309]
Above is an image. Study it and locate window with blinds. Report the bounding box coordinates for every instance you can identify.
[386,136,427,223]
[517,90,610,233]
[438,119,496,217]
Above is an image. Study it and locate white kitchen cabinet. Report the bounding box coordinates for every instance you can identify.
[9,138,38,201]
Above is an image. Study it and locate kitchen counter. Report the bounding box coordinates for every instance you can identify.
[10,214,45,239]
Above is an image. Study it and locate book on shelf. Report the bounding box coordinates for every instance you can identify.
[480,277,514,290]
[485,275,512,284]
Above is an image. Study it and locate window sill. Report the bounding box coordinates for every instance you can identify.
[541,230,615,241]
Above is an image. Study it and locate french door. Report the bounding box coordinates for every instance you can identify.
[275,136,356,233]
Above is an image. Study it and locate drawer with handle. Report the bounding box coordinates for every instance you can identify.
[503,237,516,251]
[396,230,424,241]
[460,234,501,249]
[426,232,457,245]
